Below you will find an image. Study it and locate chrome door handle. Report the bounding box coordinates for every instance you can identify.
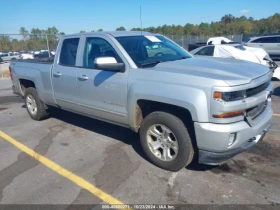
[78,75,89,80]
[53,72,62,77]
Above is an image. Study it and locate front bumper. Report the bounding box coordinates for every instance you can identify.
[199,126,270,165]
[194,101,273,165]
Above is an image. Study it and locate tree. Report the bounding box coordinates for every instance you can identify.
[221,14,235,24]
[184,23,194,35]
[80,30,86,33]
[19,27,29,39]
[116,26,126,31]
[98,29,103,32]
[0,36,11,51]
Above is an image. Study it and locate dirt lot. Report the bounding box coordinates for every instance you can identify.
[0,78,280,208]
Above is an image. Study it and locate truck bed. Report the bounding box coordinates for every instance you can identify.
[10,59,56,106]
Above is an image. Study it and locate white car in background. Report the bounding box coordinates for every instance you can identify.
[190,44,279,80]
[20,53,34,60]
[0,52,21,62]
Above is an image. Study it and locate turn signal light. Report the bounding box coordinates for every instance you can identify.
[213,91,222,99]
[212,110,244,118]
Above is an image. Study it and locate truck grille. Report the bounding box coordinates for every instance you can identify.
[246,81,270,98]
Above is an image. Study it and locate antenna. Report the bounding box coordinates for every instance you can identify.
[140,5,142,34]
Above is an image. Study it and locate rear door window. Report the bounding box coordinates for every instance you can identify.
[59,38,80,66]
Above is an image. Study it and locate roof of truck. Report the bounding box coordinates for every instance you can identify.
[63,31,156,38]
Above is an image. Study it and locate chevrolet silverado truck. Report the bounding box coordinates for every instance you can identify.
[10,32,273,171]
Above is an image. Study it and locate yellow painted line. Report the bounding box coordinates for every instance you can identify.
[0,130,124,205]
[273,113,280,117]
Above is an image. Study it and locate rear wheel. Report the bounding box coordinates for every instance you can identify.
[140,111,194,171]
[24,87,49,120]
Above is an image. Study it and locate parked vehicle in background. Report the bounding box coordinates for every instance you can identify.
[246,35,280,59]
[20,53,34,60]
[190,44,279,80]
[0,52,21,62]
[188,37,242,51]
[33,51,53,58]
[10,31,273,171]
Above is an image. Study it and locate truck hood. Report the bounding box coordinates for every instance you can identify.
[149,57,270,86]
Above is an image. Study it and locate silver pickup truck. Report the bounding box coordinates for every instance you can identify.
[10,31,273,171]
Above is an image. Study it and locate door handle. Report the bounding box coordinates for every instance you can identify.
[259,45,263,46]
[78,75,89,80]
[53,72,62,77]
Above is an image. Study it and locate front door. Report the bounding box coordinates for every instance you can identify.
[77,36,129,125]
[52,37,81,111]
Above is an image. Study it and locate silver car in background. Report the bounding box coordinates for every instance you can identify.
[246,35,280,59]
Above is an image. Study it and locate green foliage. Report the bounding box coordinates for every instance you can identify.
[116,26,126,31]
[98,29,103,32]
[138,13,280,36]
[1,27,64,51]
[0,36,11,52]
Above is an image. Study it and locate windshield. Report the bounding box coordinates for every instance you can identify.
[115,35,192,67]
[234,45,246,51]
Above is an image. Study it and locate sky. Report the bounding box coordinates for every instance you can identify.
[0,0,279,34]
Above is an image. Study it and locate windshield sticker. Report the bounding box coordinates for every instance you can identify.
[145,36,162,42]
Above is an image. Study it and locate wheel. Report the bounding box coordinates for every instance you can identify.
[24,87,49,121]
[11,58,16,61]
[140,111,194,171]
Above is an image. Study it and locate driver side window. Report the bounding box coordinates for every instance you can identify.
[83,37,121,68]
[195,46,214,56]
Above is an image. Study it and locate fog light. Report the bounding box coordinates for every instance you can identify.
[228,133,237,146]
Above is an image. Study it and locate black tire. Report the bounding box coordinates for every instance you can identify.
[140,111,194,171]
[24,87,49,121]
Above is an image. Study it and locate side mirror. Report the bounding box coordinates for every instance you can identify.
[94,57,124,72]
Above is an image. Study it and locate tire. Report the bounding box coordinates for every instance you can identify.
[24,87,49,121]
[140,111,194,171]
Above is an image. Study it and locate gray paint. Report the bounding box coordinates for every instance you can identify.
[10,31,273,164]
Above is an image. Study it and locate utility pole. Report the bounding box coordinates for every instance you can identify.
[45,34,51,57]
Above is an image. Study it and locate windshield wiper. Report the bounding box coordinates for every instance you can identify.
[140,61,161,68]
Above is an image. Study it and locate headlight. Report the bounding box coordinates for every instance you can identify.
[213,90,245,101]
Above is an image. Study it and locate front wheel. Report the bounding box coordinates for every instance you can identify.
[140,111,194,171]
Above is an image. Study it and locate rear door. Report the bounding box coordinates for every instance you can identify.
[76,35,129,125]
[52,36,82,111]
